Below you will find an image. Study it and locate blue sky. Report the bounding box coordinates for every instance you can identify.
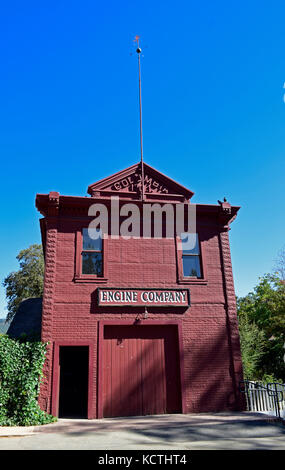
[0,0,285,318]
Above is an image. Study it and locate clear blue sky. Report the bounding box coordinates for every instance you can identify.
[1,0,285,318]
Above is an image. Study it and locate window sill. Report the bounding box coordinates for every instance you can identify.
[177,278,208,285]
[74,275,108,284]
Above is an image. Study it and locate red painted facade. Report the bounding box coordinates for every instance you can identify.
[36,162,245,419]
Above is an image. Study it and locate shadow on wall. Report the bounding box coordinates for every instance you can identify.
[100,321,243,417]
[102,325,182,418]
[184,319,242,412]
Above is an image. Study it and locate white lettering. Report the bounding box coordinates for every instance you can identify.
[99,289,187,305]
[143,203,174,239]
[111,196,119,239]
[100,291,108,302]
[120,203,140,239]
[88,203,108,237]
[141,291,148,302]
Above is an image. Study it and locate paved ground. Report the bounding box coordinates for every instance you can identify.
[0,412,284,450]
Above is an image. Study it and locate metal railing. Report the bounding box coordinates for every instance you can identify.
[239,380,285,419]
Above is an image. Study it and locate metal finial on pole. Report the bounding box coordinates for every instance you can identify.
[134,35,144,201]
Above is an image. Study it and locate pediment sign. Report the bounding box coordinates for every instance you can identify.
[110,170,169,194]
[87,162,194,201]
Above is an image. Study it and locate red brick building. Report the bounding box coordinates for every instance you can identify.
[35,162,244,419]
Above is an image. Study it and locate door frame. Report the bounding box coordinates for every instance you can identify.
[97,319,186,419]
[51,341,94,419]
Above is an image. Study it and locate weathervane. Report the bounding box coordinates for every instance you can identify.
[134,35,145,201]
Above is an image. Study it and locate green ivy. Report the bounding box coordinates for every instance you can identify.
[0,334,57,426]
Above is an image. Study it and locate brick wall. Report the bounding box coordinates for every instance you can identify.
[39,215,245,417]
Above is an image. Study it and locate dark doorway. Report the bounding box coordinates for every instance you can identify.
[58,346,89,418]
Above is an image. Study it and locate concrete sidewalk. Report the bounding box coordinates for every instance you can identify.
[0,412,284,450]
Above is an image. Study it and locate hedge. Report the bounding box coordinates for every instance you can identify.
[0,334,57,426]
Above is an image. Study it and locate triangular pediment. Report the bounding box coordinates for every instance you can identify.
[87,162,194,201]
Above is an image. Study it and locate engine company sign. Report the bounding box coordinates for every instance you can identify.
[97,288,190,307]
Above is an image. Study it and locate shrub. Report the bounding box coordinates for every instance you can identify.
[0,334,57,426]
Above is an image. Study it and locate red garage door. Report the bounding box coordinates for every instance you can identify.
[103,325,182,418]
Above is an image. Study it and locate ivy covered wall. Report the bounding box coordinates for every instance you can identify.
[0,335,56,426]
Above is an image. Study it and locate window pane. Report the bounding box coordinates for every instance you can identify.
[182,255,201,278]
[82,252,103,275]
[181,233,200,255]
[83,228,102,251]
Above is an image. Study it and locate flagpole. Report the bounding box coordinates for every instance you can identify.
[135,36,144,201]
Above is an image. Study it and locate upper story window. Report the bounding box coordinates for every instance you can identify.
[181,233,201,278]
[82,228,103,276]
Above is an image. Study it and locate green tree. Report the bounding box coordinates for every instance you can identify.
[237,274,285,382]
[238,315,266,380]
[3,244,44,323]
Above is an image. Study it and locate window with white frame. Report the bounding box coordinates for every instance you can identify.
[82,228,103,276]
[181,233,201,278]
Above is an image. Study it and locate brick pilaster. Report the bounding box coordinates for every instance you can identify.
[38,220,57,414]
[219,228,245,410]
